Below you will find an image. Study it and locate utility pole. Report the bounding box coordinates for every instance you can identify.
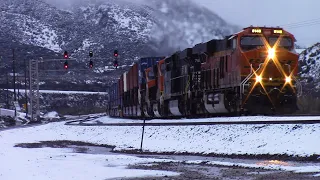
[12,48,16,117]
[6,73,9,109]
[24,58,28,117]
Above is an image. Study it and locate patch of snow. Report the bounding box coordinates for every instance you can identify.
[296,49,305,54]
[76,39,97,52]
[1,120,320,178]
[0,146,179,179]
[0,11,62,52]
[0,108,15,117]
[299,43,320,87]
[65,116,320,157]
[44,111,59,119]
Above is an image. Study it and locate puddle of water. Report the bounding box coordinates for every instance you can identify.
[69,145,114,155]
[134,153,320,170]
[247,171,280,175]
[15,140,320,174]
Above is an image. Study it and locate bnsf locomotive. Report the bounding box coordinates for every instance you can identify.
[107,26,302,119]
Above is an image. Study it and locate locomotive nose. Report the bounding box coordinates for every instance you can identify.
[268,48,275,59]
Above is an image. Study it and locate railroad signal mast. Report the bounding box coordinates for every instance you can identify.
[114,50,118,69]
[89,51,93,69]
[64,51,69,69]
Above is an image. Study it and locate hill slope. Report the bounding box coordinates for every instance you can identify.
[0,0,239,91]
[299,43,320,95]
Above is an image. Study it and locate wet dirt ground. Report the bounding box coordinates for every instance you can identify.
[126,162,319,180]
[15,140,320,180]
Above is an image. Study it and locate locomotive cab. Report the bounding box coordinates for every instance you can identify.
[235,26,301,114]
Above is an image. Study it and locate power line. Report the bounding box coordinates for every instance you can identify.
[278,17,320,27]
[279,18,320,29]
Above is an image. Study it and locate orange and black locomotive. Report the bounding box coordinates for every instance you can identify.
[107,26,302,118]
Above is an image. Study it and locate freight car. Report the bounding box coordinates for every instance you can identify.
[107,26,302,119]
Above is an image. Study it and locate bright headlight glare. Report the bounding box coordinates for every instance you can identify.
[286,76,291,83]
[268,48,275,59]
[256,75,262,82]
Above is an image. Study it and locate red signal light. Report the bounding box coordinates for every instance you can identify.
[114,50,118,57]
[64,61,68,69]
[64,51,68,59]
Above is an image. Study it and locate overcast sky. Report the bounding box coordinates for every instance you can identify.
[193,0,320,47]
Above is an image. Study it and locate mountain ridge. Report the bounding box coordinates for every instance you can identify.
[0,0,240,91]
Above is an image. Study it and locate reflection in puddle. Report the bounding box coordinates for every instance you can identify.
[257,160,291,166]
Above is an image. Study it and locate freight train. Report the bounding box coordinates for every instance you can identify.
[107,26,302,119]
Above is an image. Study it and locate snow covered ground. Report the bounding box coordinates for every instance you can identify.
[69,116,320,157]
[84,115,320,124]
[1,116,320,179]
[0,123,180,179]
[0,108,15,117]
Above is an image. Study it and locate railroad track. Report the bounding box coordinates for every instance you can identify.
[64,118,320,126]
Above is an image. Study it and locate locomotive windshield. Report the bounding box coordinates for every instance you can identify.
[240,36,264,51]
[268,36,293,50]
[240,36,293,51]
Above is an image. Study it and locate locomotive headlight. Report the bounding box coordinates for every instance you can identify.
[268,48,275,59]
[285,76,291,83]
[256,75,262,83]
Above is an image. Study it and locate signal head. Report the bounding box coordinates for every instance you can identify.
[89,60,93,68]
[64,61,68,69]
[64,51,68,59]
[114,50,118,57]
[114,60,118,67]
[89,51,93,57]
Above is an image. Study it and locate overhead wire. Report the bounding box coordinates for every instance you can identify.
[279,18,320,29]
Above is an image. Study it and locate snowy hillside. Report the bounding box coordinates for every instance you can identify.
[298,42,320,93]
[146,0,238,52]
[0,11,62,52]
[0,0,239,91]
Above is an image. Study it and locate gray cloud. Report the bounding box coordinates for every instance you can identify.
[193,0,320,47]
[44,0,319,47]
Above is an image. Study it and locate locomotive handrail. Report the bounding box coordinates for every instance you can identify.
[240,64,254,94]
[241,64,254,84]
[240,63,263,96]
